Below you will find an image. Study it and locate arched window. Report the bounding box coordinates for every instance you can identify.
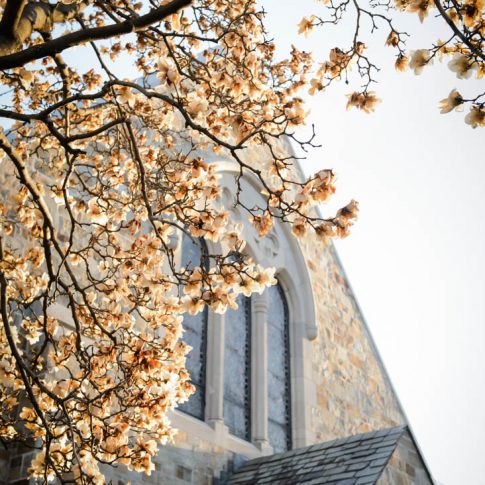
[223,293,251,441]
[178,235,208,420]
[267,282,292,453]
[172,166,317,453]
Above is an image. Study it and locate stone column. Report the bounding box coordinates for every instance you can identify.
[290,318,316,448]
[251,292,272,452]
[205,311,226,437]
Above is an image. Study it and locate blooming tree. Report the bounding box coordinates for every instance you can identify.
[0,0,481,483]
[299,0,485,125]
[0,1,359,483]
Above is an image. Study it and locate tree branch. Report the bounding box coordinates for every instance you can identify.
[0,0,28,37]
[0,0,192,69]
[0,1,91,56]
[433,0,485,62]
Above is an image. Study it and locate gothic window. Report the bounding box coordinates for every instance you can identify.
[267,282,292,453]
[223,293,252,441]
[178,236,208,420]
[172,168,317,453]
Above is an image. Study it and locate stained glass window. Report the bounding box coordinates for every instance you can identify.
[178,236,208,420]
[267,283,292,453]
[223,293,251,441]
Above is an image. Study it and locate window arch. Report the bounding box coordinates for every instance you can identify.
[267,282,292,453]
[178,235,209,420]
[171,162,318,454]
[223,293,252,441]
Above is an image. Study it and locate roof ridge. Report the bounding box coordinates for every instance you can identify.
[228,426,408,484]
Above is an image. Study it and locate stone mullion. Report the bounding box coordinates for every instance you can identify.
[205,311,225,427]
[251,292,271,452]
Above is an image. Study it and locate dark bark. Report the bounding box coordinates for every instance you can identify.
[0,0,28,38]
[0,0,192,69]
[0,1,90,57]
[432,0,485,62]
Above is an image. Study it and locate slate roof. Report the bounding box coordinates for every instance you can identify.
[227,426,407,485]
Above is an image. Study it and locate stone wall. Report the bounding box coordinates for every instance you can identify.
[102,432,240,485]
[2,148,421,484]
[102,235,411,485]
[378,429,433,485]
[299,236,406,442]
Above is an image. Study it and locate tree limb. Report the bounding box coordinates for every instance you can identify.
[0,1,91,56]
[0,0,28,38]
[0,0,192,69]
[432,0,485,62]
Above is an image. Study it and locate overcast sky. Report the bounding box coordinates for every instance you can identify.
[265,3,485,484]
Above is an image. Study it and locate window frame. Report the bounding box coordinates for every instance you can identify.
[223,293,252,441]
[171,163,317,456]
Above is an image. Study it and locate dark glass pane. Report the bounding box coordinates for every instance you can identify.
[180,234,207,270]
[178,236,208,420]
[224,294,251,440]
[267,283,291,453]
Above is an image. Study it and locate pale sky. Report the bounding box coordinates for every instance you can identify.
[265,3,485,484]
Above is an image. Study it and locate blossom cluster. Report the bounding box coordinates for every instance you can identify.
[297,0,484,125]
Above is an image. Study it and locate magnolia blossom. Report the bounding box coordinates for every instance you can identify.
[187,92,210,122]
[291,217,307,237]
[116,86,137,107]
[448,53,476,79]
[337,199,359,222]
[346,92,381,113]
[409,49,431,75]
[315,222,336,242]
[324,47,352,77]
[309,78,324,95]
[157,59,180,85]
[395,55,409,72]
[385,31,399,47]
[465,106,485,128]
[221,223,245,251]
[250,211,274,237]
[439,89,463,114]
[463,0,484,27]
[87,198,108,224]
[408,0,434,22]
[19,68,34,83]
[298,16,317,36]
[253,265,277,288]
[183,296,205,315]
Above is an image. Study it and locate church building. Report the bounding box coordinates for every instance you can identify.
[103,142,435,485]
[2,141,434,485]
